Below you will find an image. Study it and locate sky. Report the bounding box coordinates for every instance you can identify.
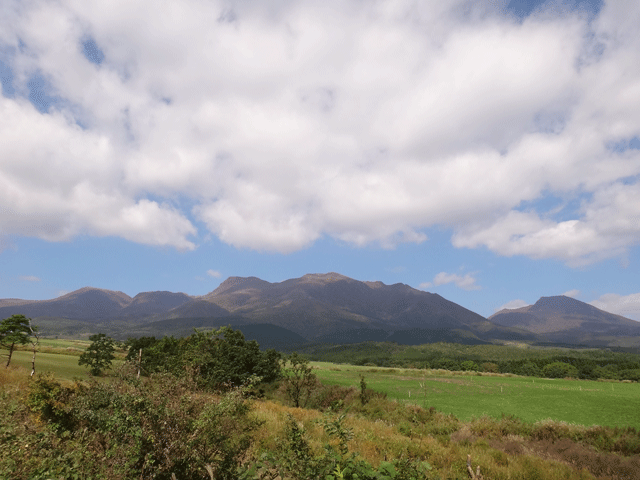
[1,0,640,321]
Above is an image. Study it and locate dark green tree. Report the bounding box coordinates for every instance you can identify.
[542,361,579,379]
[124,336,160,376]
[78,333,115,376]
[179,327,281,390]
[518,361,542,377]
[0,314,33,367]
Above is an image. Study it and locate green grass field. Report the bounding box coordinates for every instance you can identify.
[5,347,639,429]
[313,362,640,428]
[2,345,124,381]
[4,349,90,379]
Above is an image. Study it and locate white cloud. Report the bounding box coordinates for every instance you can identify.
[495,299,529,312]
[562,289,580,298]
[0,0,638,260]
[421,271,481,291]
[206,269,222,278]
[19,275,41,282]
[452,182,640,266]
[590,293,640,321]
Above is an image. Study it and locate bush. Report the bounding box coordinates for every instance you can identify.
[27,373,82,430]
[61,367,259,479]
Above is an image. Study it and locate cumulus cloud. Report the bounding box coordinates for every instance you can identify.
[495,299,530,312]
[453,182,640,266]
[590,293,640,321]
[0,0,638,260]
[206,269,222,278]
[420,271,481,291]
[563,289,580,298]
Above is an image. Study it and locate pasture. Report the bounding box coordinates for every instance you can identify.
[4,346,639,429]
[313,362,640,428]
[2,343,124,380]
[4,349,90,379]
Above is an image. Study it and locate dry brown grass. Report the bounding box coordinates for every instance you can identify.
[248,397,609,479]
[0,364,30,392]
[2,366,634,480]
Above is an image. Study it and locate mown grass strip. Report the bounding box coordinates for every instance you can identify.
[2,349,123,380]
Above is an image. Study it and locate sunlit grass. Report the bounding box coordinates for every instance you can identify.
[2,357,626,479]
[1,348,124,381]
[313,362,640,428]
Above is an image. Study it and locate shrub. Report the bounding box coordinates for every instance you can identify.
[27,373,82,430]
[23,366,261,479]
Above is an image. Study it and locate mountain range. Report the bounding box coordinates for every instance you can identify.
[2,273,639,349]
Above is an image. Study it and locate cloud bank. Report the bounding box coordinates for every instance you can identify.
[1,0,639,262]
[590,293,640,321]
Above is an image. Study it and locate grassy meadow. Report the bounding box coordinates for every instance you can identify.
[5,349,91,379]
[4,345,639,428]
[313,362,640,428]
[2,341,124,381]
[3,344,640,479]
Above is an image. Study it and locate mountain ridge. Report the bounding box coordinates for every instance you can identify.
[2,277,638,348]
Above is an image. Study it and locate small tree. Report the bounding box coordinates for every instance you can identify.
[0,314,32,367]
[283,352,317,408]
[28,321,40,376]
[79,333,115,376]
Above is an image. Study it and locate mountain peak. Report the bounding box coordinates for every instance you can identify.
[490,294,640,340]
[56,287,132,306]
[208,276,271,296]
[299,272,351,284]
[530,295,600,316]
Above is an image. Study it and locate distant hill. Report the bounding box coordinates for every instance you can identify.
[0,287,132,320]
[489,295,640,346]
[7,275,638,348]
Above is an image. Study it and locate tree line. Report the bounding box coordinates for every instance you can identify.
[301,341,640,381]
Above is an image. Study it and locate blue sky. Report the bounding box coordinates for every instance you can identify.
[1,0,640,321]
